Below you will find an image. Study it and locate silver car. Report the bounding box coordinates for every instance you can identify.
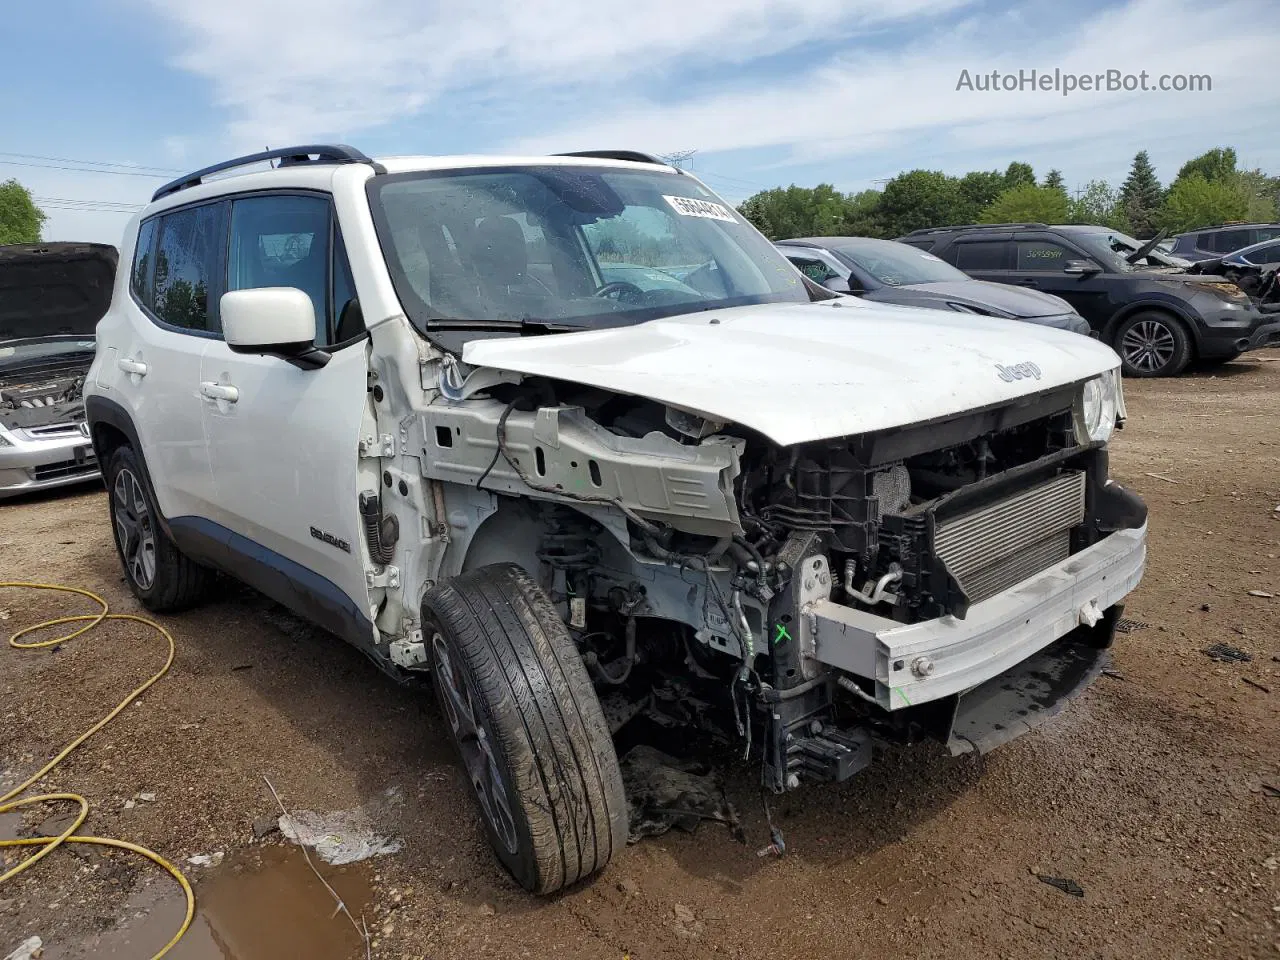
[0,243,116,498]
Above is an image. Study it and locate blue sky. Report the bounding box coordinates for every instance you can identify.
[5,0,1279,245]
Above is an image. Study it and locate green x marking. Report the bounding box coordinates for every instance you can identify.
[773,623,792,646]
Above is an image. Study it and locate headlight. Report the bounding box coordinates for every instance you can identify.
[1075,369,1120,444]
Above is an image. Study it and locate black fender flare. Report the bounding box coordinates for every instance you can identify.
[84,395,173,535]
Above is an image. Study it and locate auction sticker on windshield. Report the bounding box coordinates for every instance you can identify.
[663,195,737,223]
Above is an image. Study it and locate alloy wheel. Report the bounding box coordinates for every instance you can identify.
[431,631,520,855]
[1120,319,1177,373]
[113,468,156,590]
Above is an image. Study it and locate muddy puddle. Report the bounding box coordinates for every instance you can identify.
[50,844,375,959]
[0,810,22,842]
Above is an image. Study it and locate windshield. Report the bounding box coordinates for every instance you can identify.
[0,337,95,372]
[1071,230,1183,271]
[835,240,969,285]
[367,166,808,335]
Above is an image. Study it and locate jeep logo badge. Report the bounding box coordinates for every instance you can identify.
[995,361,1042,382]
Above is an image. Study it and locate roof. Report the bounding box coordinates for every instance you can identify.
[148,143,678,209]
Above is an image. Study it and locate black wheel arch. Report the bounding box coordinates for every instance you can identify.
[85,395,173,536]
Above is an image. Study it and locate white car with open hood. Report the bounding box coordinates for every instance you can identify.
[85,146,1147,894]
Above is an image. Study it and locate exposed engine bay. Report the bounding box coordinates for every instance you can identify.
[0,366,89,432]
[410,371,1147,794]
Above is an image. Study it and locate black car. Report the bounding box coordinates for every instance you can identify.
[775,237,1091,335]
[1169,223,1280,263]
[898,223,1280,377]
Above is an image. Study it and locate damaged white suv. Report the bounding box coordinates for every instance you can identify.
[86,146,1147,893]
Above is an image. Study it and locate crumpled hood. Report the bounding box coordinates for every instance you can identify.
[0,243,118,342]
[891,279,1072,318]
[462,299,1121,445]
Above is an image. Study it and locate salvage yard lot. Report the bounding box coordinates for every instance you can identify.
[2,351,1279,960]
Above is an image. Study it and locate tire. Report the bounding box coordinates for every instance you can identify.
[422,563,627,894]
[105,445,211,612]
[1113,311,1193,377]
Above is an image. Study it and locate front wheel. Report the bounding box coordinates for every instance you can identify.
[422,563,627,894]
[1114,311,1193,377]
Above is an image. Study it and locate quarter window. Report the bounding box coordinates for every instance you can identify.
[152,204,223,332]
[1016,241,1072,270]
[953,241,1008,270]
[1244,242,1280,265]
[130,219,158,309]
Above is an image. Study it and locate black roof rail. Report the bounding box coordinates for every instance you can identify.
[553,150,666,165]
[902,222,1048,237]
[151,144,380,202]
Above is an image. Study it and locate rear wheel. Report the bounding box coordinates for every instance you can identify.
[422,563,627,894]
[105,446,211,611]
[1114,311,1193,377]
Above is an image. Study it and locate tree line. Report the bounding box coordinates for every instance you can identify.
[737,147,1280,242]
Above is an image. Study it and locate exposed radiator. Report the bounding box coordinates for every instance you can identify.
[935,471,1086,603]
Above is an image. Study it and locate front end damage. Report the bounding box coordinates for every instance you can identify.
[402,359,1147,795]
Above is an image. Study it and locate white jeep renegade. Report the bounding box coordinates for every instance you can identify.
[85,146,1147,893]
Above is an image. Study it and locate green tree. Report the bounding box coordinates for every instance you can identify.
[0,179,46,244]
[876,170,968,237]
[979,184,1069,224]
[1158,174,1248,233]
[1232,169,1278,222]
[737,183,875,240]
[1003,161,1036,190]
[1174,147,1237,185]
[1042,169,1066,192]
[1068,180,1129,230]
[843,189,884,237]
[1118,151,1164,238]
[957,170,1006,219]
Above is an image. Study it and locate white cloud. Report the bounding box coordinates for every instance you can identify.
[141,0,969,145]
[507,0,1279,167]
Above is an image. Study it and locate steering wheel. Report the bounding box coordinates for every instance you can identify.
[593,281,645,302]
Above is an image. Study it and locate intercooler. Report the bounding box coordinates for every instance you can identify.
[934,471,1086,604]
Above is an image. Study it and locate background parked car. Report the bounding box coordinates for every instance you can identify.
[898,223,1278,377]
[0,243,115,497]
[775,236,1091,334]
[1169,222,1280,263]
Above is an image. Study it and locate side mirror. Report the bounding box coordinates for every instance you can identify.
[821,275,858,294]
[1063,260,1101,276]
[220,288,329,369]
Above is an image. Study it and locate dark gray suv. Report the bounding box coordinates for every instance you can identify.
[1169,223,1280,263]
[899,223,1279,377]
[776,237,1091,335]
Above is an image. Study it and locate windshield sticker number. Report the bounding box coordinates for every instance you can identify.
[663,195,737,223]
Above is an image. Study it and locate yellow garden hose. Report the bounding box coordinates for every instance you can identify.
[0,582,194,959]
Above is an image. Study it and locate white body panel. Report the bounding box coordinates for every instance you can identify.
[463,299,1121,446]
[198,338,373,621]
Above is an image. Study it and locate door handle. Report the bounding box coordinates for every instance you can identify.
[199,381,239,403]
[117,357,148,376]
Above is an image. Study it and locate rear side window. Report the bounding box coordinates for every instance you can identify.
[786,256,839,283]
[1016,241,1071,270]
[953,241,1008,270]
[130,219,158,308]
[152,204,223,332]
[1209,229,1251,253]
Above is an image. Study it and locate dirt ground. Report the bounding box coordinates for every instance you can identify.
[2,351,1278,960]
